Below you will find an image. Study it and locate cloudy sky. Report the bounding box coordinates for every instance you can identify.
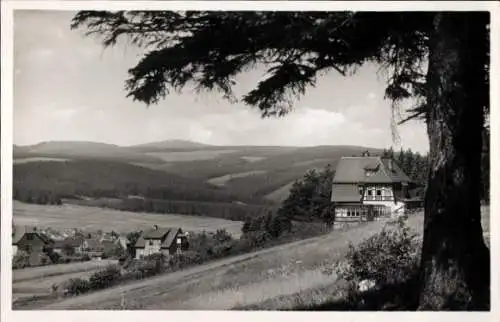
[14,10,429,153]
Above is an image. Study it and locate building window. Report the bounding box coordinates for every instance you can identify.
[347,210,351,217]
[358,187,363,195]
[376,190,382,196]
[367,190,372,196]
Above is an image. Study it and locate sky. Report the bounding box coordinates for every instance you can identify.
[14,10,429,153]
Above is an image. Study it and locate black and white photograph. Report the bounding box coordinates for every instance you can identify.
[1,0,498,317]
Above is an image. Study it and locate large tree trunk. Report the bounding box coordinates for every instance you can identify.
[418,12,490,310]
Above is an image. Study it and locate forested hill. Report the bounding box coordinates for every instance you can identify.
[12,141,444,221]
[13,160,241,204]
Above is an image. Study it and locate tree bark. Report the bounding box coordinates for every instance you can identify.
[418,12,490,310]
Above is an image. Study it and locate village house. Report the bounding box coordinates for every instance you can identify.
[134,225,188,259]
[330,151,416,222]
[53,236,88,255]
[12,226,54,265]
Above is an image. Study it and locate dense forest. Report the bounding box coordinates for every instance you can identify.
[13,160,244,204]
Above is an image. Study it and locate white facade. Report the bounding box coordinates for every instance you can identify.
[334,184,405,220]
[362,185,405,215]
[136,239,170,259]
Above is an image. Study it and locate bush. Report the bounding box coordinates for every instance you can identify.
[337,217,420,290]
[12,251,30,269]
[89,265,122,290]
[47,251,61,264]
[66,278,91,296]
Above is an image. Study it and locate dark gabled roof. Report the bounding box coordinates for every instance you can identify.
[143,227,171,239]
[331,184,362,203]
[332,156,411,184]
[86,239,104,251]
[134,227,182,249]
[12,226,53,245]
[53,237,83,248]
[162,228,182,248]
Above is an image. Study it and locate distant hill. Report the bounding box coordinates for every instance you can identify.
[13,140,384,216]
[13,141,164,164]
[13,159,239,203]
[129,139,213,151]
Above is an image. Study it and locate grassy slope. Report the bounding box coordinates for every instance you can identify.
[32,215,421,310]
[238,206,490,310]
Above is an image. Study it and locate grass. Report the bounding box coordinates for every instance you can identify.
[145,150,238,162]
[207,170,267,186]
[13,201,244,238]
[35,217,397,310]
[234,207,490,311]
[17,207,489,310]
[14,157,69,164]
[12,259,118,305]
[13,259,118,283]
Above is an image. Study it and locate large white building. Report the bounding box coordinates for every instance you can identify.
[330,151,415,221]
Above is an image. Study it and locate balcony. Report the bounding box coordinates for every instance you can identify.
[364,195,394,201]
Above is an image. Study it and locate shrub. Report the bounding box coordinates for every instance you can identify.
[89,265,122,290]
[66,278,91,296]
[213,228,233,244]
[12,251,30,269]
[337,217,420,290]
[47,251,61,264]
[240,230,271,248]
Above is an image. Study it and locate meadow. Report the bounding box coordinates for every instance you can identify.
[34,215,417,310]
[12,201,244,238]
[14,206,490,310]
[12,259,118,305]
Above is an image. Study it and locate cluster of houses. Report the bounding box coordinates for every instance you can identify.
[12,224,190,267]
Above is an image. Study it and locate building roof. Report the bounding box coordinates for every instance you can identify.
[331,184,362,203]
[143,227,171,239]
[86,239,104,251]
[162,228,182,248]
[134,227,182,249]
[12,226,53,245]
[53,236,84,248]
[332,156,411,184]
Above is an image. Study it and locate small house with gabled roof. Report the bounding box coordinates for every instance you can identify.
[12,226,54,259]
[134,225,188,259]
[331,151,413,221]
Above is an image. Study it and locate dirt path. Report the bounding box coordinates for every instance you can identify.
[36,215,423,310]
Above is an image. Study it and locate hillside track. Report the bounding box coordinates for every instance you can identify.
[38,214,424,310]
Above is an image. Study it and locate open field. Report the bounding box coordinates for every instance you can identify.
[13,206,489,310]
[13,259,118,283]
[13,201,244,238]
[12,259,118,303]
[13,157,69,164]
[207,170,267,186]
[31,214,423,310]
[146,150,238,162]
